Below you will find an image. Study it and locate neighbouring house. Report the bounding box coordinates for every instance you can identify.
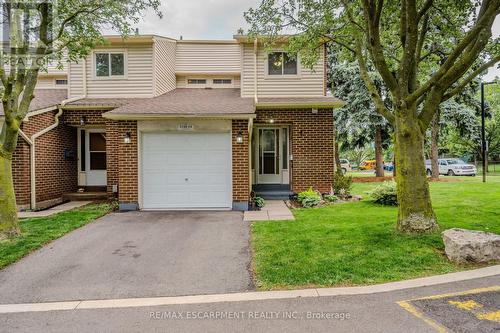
[0,34,343,212]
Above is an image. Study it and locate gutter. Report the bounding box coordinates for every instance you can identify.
[102,113,257,121]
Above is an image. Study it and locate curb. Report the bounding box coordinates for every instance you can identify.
[0,265,498,314]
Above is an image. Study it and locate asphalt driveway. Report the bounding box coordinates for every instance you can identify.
[0,211,253,304]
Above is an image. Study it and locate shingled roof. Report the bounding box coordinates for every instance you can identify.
[0,89,67,116]
[103,88,256,119]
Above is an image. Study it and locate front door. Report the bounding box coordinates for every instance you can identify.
[85,129,107,186]
[256,127,290,184]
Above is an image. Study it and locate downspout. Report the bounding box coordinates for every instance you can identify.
[19,96,85,211]
[254,38,258,104]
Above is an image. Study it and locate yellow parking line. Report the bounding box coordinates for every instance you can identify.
[396,285,500,332]
[416,286,500,301]
[397,301,448,333]
[476,310,500,322]
[448,300,483,311]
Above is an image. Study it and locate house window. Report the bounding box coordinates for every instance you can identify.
[187,79,207,85]
[268,52,298,75]
[55,79,68,85]
[213,79,232,85]
[95,52,125,77]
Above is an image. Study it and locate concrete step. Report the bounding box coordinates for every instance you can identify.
[63,192,109,201]
[254,191,294,200]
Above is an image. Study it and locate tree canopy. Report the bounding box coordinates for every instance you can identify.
[245,0,499,233]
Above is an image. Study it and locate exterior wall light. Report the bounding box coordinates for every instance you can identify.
[236,131,244,144]
[80,116,87,126]
[124,132,131,144]
[268,118,275,124]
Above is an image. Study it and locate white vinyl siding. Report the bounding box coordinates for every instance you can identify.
[35,76,68,89]
[154,38,177,96]
[69,44,154,98]
[241,43,325,98]
[69,60,85,97]
[176,42,241,74]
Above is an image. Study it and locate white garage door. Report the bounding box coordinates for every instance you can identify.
[141,132,232,209]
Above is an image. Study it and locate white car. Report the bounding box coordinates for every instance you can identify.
[425,158,477,176]
[340,159,352,174]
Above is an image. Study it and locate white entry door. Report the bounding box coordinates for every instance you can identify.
[85,129,107,186]
[141,132,232,210]
[256,128,289,184]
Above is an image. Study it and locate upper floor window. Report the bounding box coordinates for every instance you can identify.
[268,52,298,75]
[213,79,232,85]
[55,79,68,85]
[187,79,207,85]
[95,52,125,78]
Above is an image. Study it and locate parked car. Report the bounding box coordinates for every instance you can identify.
[384,162,394,171]
[425,158,477,176]
[359,160,376,170]
[339,159,352,174]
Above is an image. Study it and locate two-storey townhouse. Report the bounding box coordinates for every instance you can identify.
[4,34,343,212]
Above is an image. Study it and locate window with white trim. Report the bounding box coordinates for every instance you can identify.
[55,79,68,85]
[187,78,207,85]
[213,79,232,85]
[95,52,125,77]
[268,52,298,75]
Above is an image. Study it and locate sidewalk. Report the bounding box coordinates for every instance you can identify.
[0,265,497,313]
[18,201,92,219]
[244,200,295,222]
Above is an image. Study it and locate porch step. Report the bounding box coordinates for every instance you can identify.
[253,184,291,191]
[63,192,109,201]
[253,184,293,200]
[83,186,107,192]
[254,191,294,200]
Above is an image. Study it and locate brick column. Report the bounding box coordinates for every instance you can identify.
[118,121,139,211]
[106,120,119,197]
[232,119,250,210]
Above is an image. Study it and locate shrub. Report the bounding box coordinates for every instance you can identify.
[297,187,322,208]
[370,181,398,206]
[253,197,265,209]
[324,194,339,203]
[333,173,353,196]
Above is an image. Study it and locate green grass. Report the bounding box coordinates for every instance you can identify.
[0,202,114,269]
[251,176,500,290]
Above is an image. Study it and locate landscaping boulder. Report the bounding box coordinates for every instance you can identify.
[442,228,500,264]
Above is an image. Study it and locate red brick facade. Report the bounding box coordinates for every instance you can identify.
[255,108,334,193]
[232,120,250,203]
[117,121,139,205]
[12,107,333,210]
[13,110,78,209]
[12,137,30,208]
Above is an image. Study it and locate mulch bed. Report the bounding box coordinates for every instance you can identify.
[352,176,395,183]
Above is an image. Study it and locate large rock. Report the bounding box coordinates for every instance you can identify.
[442,228,500,264]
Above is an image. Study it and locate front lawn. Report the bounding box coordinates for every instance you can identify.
[252,176,500,290]
[0,202,114,269]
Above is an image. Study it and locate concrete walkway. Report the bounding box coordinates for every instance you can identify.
[18,201,92,219]
[244,200,295,221]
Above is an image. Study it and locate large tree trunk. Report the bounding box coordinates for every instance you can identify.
[374,127,384,177]
[394,111,438,234]
[0,154,19,239]
[430,111,440,180]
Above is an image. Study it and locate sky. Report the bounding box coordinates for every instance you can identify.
[124,0,499,80]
